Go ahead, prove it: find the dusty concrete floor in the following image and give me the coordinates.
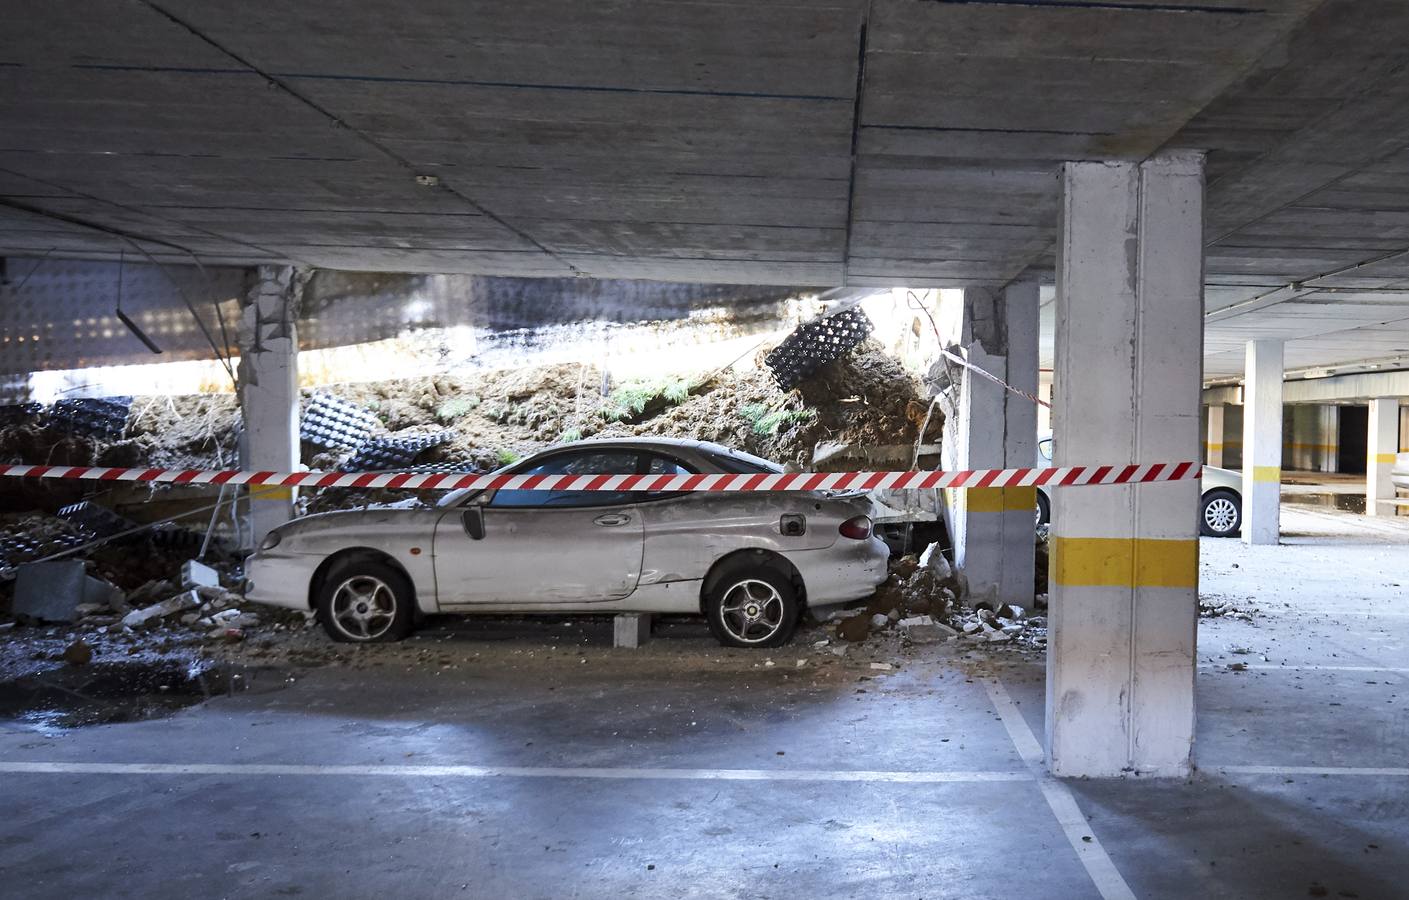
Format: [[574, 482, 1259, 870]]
[[1, 504, 1406, 899]]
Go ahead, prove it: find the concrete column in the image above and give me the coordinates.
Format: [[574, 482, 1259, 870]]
[[1242, 340, 1284, 545], [1206, 405, 1226, 468], [1318, 405, 1340, 473], [1367, 399, 1400, 516], [1047, 152, 1203, 777], [237, 266, 305, 547], [941, 281, 1039, 610]]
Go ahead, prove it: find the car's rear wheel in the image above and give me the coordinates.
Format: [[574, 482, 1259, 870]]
[[1200, 489, 1241, 538], [705, 564, 799, 649], [316, 558, 415, 643], [1035, 490, 1051, 527]]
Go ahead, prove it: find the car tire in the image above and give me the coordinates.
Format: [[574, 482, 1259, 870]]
[[316, 558, 415, 643], [1200, 489, 1241, 538], [1035, 490, 1051, 527], [704, 563, 799, 649]]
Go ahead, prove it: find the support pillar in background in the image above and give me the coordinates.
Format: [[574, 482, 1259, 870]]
[[1242, 340, 1283, 545], [1047, 153, 1204, 777], [1206, 405, 1226, 468], [238, 266, 306, 548], [1367, 398, 1400, 516], [941, 282, 1039, 609]]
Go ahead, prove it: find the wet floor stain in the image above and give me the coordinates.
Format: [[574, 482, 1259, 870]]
[[0, 660, 285, 733]]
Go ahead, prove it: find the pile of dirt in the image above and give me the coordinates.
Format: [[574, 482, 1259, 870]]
[[0, 394, 239, 473]]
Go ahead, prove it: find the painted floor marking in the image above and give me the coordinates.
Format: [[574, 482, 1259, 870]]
[[985, 678, 1138, 900], [1214, 765, 1409, 777], [0, 761, 1030, 784]]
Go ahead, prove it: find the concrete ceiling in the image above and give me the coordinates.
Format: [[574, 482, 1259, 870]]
[[4, 0, 1409, 380]]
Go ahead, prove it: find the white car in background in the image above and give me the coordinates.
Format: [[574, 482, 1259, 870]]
[[1035, 436, 1244, 538], [245, 438, 890, 648]]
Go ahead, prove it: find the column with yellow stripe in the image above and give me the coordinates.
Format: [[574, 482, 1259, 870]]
[[1048, 153, 1203, 778], [1242, 340, 1283, 545]]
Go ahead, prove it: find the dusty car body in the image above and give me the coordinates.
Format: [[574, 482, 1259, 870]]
[[1034, 435, 1245, 537], [245, 438, 890, 647]]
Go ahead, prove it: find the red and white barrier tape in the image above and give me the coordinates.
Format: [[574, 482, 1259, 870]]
[[0, 462, 1199, 492]]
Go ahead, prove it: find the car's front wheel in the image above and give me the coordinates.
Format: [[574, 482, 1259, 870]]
[[704, 564, 799, 649], [1200, 489, 1242, 538], [316, 558, 415, 643], [1035, 490, 1051, 527]]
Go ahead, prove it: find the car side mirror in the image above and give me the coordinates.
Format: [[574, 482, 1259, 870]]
[[462, 506, 485, 541]]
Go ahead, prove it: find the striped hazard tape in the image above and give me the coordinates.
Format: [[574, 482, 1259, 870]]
[[0, 462, 1200, 492]]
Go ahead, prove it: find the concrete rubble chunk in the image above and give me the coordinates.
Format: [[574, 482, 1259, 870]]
[[181, 559, 220, 589], [898, 615, 934, 628], [870, 613, 890, 630], [13, 561, 122, 624], [121, 590, 201, 629], [613, 612, 651, 649]]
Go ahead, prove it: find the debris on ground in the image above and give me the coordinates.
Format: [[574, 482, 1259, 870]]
[[1199, 595, 1259, 621]]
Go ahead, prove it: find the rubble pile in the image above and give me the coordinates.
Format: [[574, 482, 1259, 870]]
[[4, 554, 310, 665], [1199, 594, 1258, 621], [815, 546, 1048, 656]]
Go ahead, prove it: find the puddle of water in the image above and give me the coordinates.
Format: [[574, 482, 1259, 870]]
[[1287, 493, 1367, 513], [0, 660, 284, 733]]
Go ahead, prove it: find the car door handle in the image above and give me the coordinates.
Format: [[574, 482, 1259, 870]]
[[593, 513, 631, 527]]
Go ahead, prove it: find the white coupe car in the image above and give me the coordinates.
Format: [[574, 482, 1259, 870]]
[[1035, 435, 1244, 538], [245, 438, 889, 647]]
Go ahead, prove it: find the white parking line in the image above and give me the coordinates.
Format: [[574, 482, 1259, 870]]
[[1214, 765, 1409, 777], [984, 679, 1137, 900], [0, 761, 1031, 784], [1199, 663, 1409, 675]]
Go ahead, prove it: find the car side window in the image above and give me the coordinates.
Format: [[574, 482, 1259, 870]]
[[634, 453, 695, 502], [488, 449, 641, 509]]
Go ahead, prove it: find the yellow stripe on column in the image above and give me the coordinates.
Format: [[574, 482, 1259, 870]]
[[250, 486, 294, 502], [1205, 442, 1223, 451], [1252, 466, 1281, 483], [1372, 453, 1397, 465], [1052, 537, 1198, 588], [965, 486, 1037, 513]]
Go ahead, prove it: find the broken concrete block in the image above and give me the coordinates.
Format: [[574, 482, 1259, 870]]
[[905, 625, 950, 644], [121, 590, 200, 628], [869, 613, 890, 630], [918, 543, 953, 580], [181, 559, 220, 589], [13, 561, 121, 624], [73, 602, 106, 619], [613, 612, 651, 649], [898, 615, 935, 628]]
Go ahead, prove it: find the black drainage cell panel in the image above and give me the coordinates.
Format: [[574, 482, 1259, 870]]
[[300, 393, 382, 451], [341, 431, 457, 472], [764, 306, 873, 391], [46, 397, 133, 440]]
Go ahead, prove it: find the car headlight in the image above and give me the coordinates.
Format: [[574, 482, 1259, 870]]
[[259, 530, 282, 551]]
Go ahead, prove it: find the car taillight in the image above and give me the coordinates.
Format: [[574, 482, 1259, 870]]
[[838, 515, 872, 540]]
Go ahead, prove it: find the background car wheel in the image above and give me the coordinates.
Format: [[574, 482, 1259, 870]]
[[316, 558, 415, 643], [704, 564, 799, 649], [1035, 490, 1051, 527], [1200, 490, 1242, 538]]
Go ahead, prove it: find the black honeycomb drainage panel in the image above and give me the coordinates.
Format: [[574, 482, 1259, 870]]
[[0, 403, 43, 427], [340, 432, 457, 472], [46, 397, 133, 440], [300, 394, 382, 451], [763, 307, 873, 391]]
